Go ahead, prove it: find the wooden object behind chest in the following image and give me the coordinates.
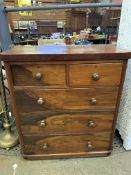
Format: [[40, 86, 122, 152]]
[[1, 45, 131, 160], [66, 10, 86, 33]]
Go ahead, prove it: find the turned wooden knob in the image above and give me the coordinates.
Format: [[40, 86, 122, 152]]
[[35, 72, 42, 80], [92, 73, 100, 81], [90, 98, 97, 105], [43, 143, 48, 149], [40, 120, 46, 127], [37, 98, 44, 105], [87, 141, 92, 149], [88, 120, 95, 128]]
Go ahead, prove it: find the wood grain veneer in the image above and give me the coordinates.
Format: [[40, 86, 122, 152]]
[[69, 63, 122, 87], [23, 133, 111, 155], [1, 45, 131, 61], [11, 64, 66, 87], [14, 88, 118, 113], [20, 111, 114, 135]]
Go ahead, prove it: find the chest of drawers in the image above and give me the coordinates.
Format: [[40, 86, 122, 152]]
[[1, 45, 131, 160]]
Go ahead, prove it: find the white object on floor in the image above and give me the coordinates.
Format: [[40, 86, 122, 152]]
[[12, 164, 18, 175], [117, 0, 131, 150]]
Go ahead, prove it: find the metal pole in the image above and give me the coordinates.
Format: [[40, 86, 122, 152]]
[[0, 1, 18, 150], [4, 3, 122, 13], [0, 63, 9, 123], [0, 1, 12, 51]]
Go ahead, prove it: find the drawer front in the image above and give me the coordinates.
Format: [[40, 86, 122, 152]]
[[23, 133, 111, 155], [11, 64, 66, 88], [15, 88, 118, 113], [69, 63, 123, 87], [20, 112, 114, 135]]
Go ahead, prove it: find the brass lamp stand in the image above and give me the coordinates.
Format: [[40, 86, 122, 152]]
[[0, 63, 18, 150]]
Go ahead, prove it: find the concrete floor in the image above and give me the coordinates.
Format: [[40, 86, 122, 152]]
[[0, 131, 130, 175], [0, 151, 131, 175]]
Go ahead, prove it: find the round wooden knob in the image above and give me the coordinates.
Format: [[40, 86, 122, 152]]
[[35, 72, 42, 80], [40, 120, 46, 127], [43, 143, 48, 149], [37, 98, 44, 105], [92, 73, 100, 81], [87, 141, 92, 149], [90, 98, 97, 105], [88, 120, 95, 128]]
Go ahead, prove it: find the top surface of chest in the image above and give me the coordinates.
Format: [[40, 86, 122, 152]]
[[1, 44, 131, 62]]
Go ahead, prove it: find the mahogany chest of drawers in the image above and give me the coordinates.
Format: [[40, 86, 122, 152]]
[[1, 45, 131, 160]]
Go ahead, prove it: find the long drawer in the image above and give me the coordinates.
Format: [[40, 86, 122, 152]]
[[20, 111, 114, 135], [11, 64, 66, 88], [15, 88, 119, 113], [23, 133, 111, 155], [69, 63, 122, 87]]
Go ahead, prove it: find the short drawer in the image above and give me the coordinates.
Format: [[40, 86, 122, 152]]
[[23, 133, 111, 155], [69, 63, 123, 87], [20, 111, 114, 135], [15, 88, 118, 113], [11, 64, 66, 88]]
